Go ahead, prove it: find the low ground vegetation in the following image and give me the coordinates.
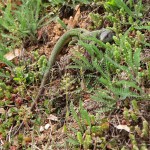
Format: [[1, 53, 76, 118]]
[[0, 0, 149, 149]]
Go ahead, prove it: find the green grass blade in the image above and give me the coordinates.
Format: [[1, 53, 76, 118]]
[[114, 0, 135, 18]]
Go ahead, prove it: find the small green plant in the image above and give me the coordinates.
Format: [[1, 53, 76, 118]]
[[129, 133, 148, 150], [48, 0, 91, 6], [0, 0, 53, 77], [0, 81, 13, 100], [129, 134, 139, 150], [13, 52, 47, 86], [0, 53, 14, 78], [141, 120, 149, 138], [121, 100, 149, 148], [105, 0, 143, 18], [0, 0, 53, 48], [71, 29, 149, 112], [103, 0, 145, 34], [123, 100, 140, 123], [18, 105, 32, 122], [67, 101, 110, 149], [37, 55, 48, 73], [89, 13, 103, 28], [13, 66, 36, 85]]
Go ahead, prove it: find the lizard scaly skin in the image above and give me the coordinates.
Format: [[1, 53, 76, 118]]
[[31, 28, 114, 110]]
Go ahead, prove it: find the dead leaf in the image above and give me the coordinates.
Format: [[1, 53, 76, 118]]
[[4, 49, 21, 61], [48, 114, 58, 121], [35, 134, 45, 142], [116, 125, 130, 132], [74, 5, 81, 23], [0, 134, 3, 140], [0, 108, 5, 114], [39, 126, 44, 132], [10, 145, 17, 150], [44, 123, 50, 130], [54, 25, 63, 36], [64, 5, 81, 29], [23, 136, 32, 143]]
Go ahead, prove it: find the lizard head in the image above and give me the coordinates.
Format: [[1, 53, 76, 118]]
[[100, 29, 115, 43]]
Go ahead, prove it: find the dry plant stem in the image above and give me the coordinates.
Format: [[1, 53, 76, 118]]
[[12, 122, 24, 136]]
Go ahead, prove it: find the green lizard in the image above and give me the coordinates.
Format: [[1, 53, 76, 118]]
[[31, 28, 114, 110]]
